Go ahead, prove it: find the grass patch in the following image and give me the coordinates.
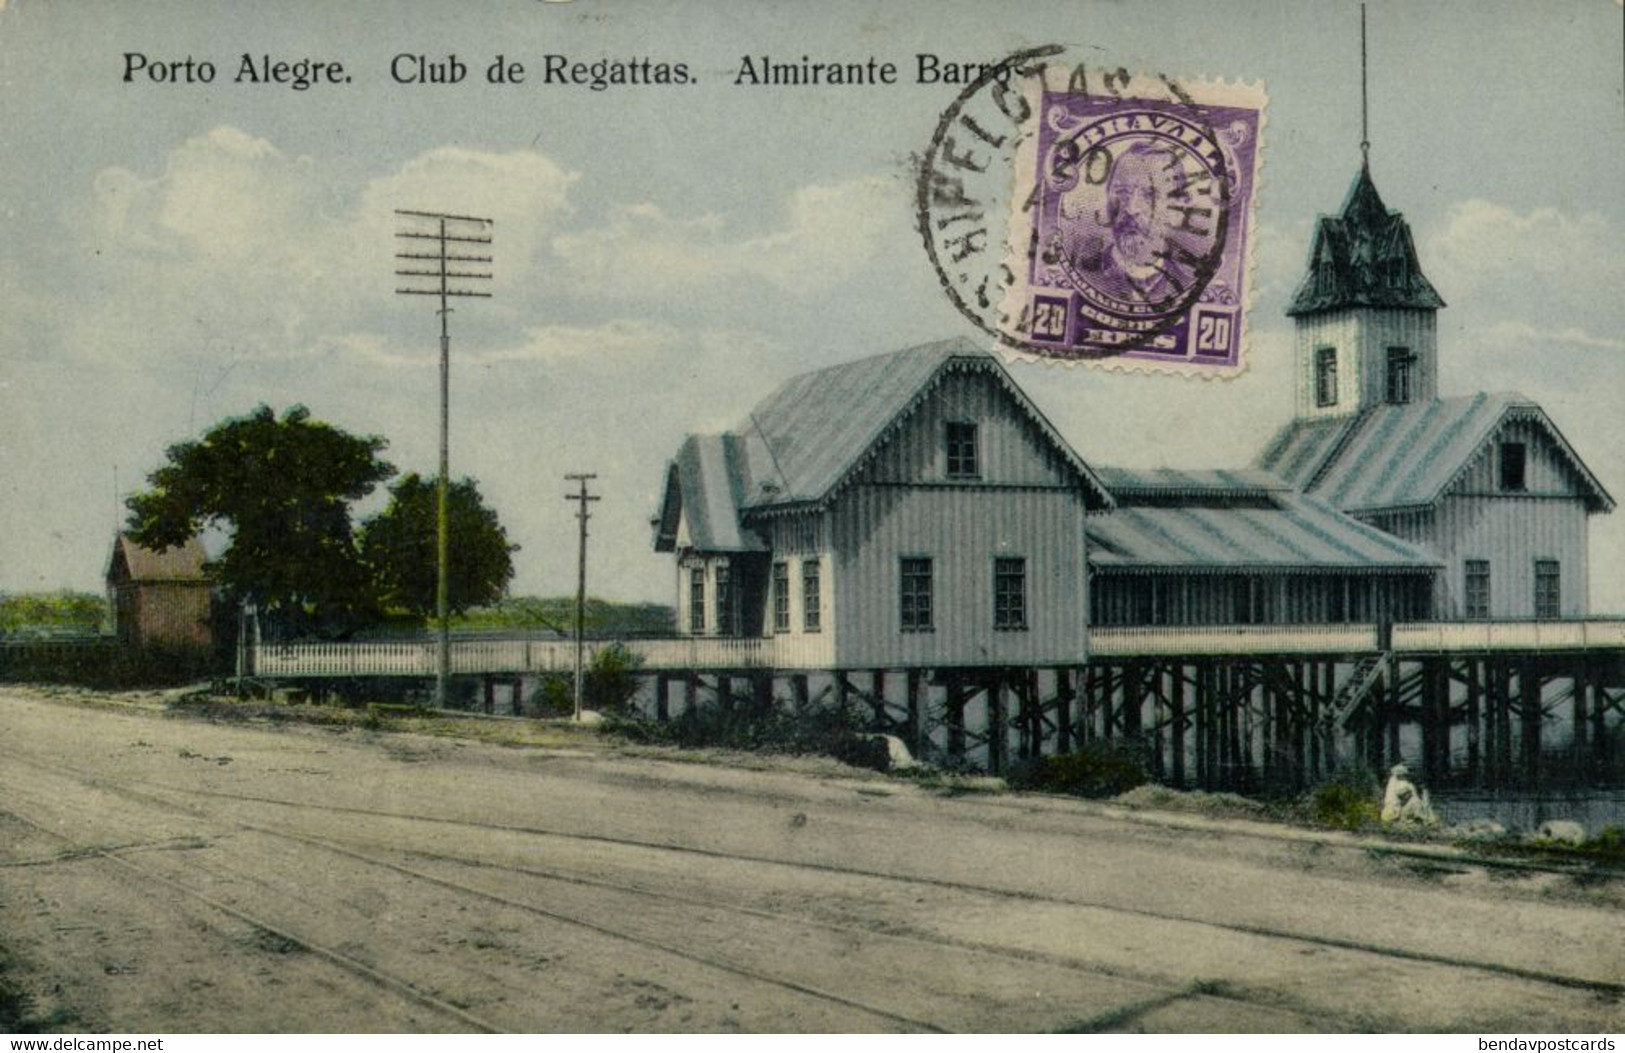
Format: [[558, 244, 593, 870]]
[[1007, 740, 1150, 799], [1302, 767, 1382, 831], [600, 703, 891, 771], [0, 943, 78, 1033]]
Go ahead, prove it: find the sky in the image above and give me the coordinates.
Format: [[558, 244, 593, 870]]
[[1, 0, 1621, 610]]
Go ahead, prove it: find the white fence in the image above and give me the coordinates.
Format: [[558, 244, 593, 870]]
[[1090, 624, 1381, 657], [249, 620, 1625, 679], [1391, 620, 1625, 654]]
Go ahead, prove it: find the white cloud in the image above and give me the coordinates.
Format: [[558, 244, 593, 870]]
[[552, 174, 911, 300], [1424, 199, 1622, 310], [62, 128, 581, 370]]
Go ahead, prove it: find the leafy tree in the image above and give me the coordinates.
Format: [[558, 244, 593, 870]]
[[125, 405, 394, 634], [358, 473, 518, 622]]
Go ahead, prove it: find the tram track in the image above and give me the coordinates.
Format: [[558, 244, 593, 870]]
[[0, 753, 955, 1032], [9, 743, 1621, 1006], [0, 760, 1328, 1032], [2, 699, 1620, 1032], [0, 799, 506, 1034], [104, 773, 1625, 999]]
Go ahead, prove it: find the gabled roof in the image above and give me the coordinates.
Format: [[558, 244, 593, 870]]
[[1255, 393, 1615, 514], [652, 338, 1113, 554], [650, 434, 766, 554], [736, 337, 1111, 513], [107, 533, 209, 584], [1087, 480, 1440, 574], [1287, 164, 1445, 317]]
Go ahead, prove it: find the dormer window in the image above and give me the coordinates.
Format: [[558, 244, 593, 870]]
[[1499, 442, 1527, 492], [1385, 346, 1414, 405], [945, 421, 979, 478], [1314, 347, 1338, 407]]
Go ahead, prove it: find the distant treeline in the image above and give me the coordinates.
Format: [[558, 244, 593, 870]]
[[0, 589, 671, 639], [0, 591, 108, 635], [453, 596, 675, 636]]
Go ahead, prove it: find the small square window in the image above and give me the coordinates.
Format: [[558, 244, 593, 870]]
[[772, 562, 790, 633], [994, 557, 1027, 631], [1534, 559, 1560, 620], [900, 557, 933, 631], [1500, 443, 1527, 492], [688, 568, 705, 634], [1314, 347, 1339, 408], [1385, 346, 1414, 405], [1464, 560, 1490, 620], [714, 564, 733, 636], [945, 422, 979, 478], [801, 560, 822, 633]]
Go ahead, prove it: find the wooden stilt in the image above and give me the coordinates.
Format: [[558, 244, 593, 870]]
[[1573, 661, 1589, 776], [1520, 663, 1542, 786], [1465, 658, 1481, 785], [1056, 668, 1075, 755], [1170, 664, 1186, 787], [946, 676, 966, 761], [988, 673, 1009, 776], [906, 670, 924, 757]]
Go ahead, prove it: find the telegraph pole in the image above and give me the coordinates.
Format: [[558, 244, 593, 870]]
[[565, 473, 599, 722], [394, 209, 493, 708]]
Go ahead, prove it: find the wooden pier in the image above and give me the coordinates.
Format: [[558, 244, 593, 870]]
[[248, 620, 1625, 792]]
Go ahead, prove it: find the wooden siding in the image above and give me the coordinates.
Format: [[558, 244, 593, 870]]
[[1359, 419, 1594, 618], [848, 369, 1076, 489], [828, 486, 1088, 668], [1427, 493, 1590, 618], [1295, 308, 1438, 419], [1449, 416, 1591, 498], [114, 582, 210, 648]]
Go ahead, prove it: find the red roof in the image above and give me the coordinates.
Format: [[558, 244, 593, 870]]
[[108, 534, 209, 584]]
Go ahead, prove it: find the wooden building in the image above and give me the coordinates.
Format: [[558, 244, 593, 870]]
[[1256, 164, 1614, 619], [652, 338, 1113, 669], [106, 533, 212, 649]]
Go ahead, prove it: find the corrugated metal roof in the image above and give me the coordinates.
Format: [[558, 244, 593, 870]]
[[1256, 394, 1614, 514], [1254, 415, 1354, 489], [1286, 165, 1445, 317], [1087, 488, 1440, 573], [1098, 466, 1292, 500], [110, 534, 208, 583], [669, 434, 765, 553], [736, 337, 1110, 512]]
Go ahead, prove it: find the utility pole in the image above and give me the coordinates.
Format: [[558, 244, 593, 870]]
[[394, 209, 493, 708], [565, 473, 600, 722]]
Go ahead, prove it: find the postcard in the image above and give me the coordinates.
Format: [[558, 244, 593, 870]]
[[1, 0, 1621, 1037]]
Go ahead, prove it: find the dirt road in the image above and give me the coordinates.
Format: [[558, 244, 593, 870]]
[[0, 688, 1619, 1033]]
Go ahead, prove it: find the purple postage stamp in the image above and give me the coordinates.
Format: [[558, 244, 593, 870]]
[[1001, 77, 1266, 374]]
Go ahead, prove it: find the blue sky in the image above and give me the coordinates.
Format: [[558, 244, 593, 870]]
[[1, 0, 1621, 609]]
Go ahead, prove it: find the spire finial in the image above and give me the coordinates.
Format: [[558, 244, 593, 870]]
[[1360, 3, 1370, 167]]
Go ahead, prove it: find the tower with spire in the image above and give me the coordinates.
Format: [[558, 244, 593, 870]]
[[1256, 10, 1612, 619], [1286, 163, 1445, 419]]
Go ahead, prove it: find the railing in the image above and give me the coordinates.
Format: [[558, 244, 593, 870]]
[[248, 619, 1625, 679], [1090, 623, 1381, 657], [252, 633, 801, 678], [1391, 620, 1625, 653]]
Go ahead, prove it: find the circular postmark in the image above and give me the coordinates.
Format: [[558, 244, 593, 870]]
[[916, 46, 1257, 364]]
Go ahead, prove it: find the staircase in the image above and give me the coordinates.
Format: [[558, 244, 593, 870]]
[[1322, 652, 1391, 729]]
